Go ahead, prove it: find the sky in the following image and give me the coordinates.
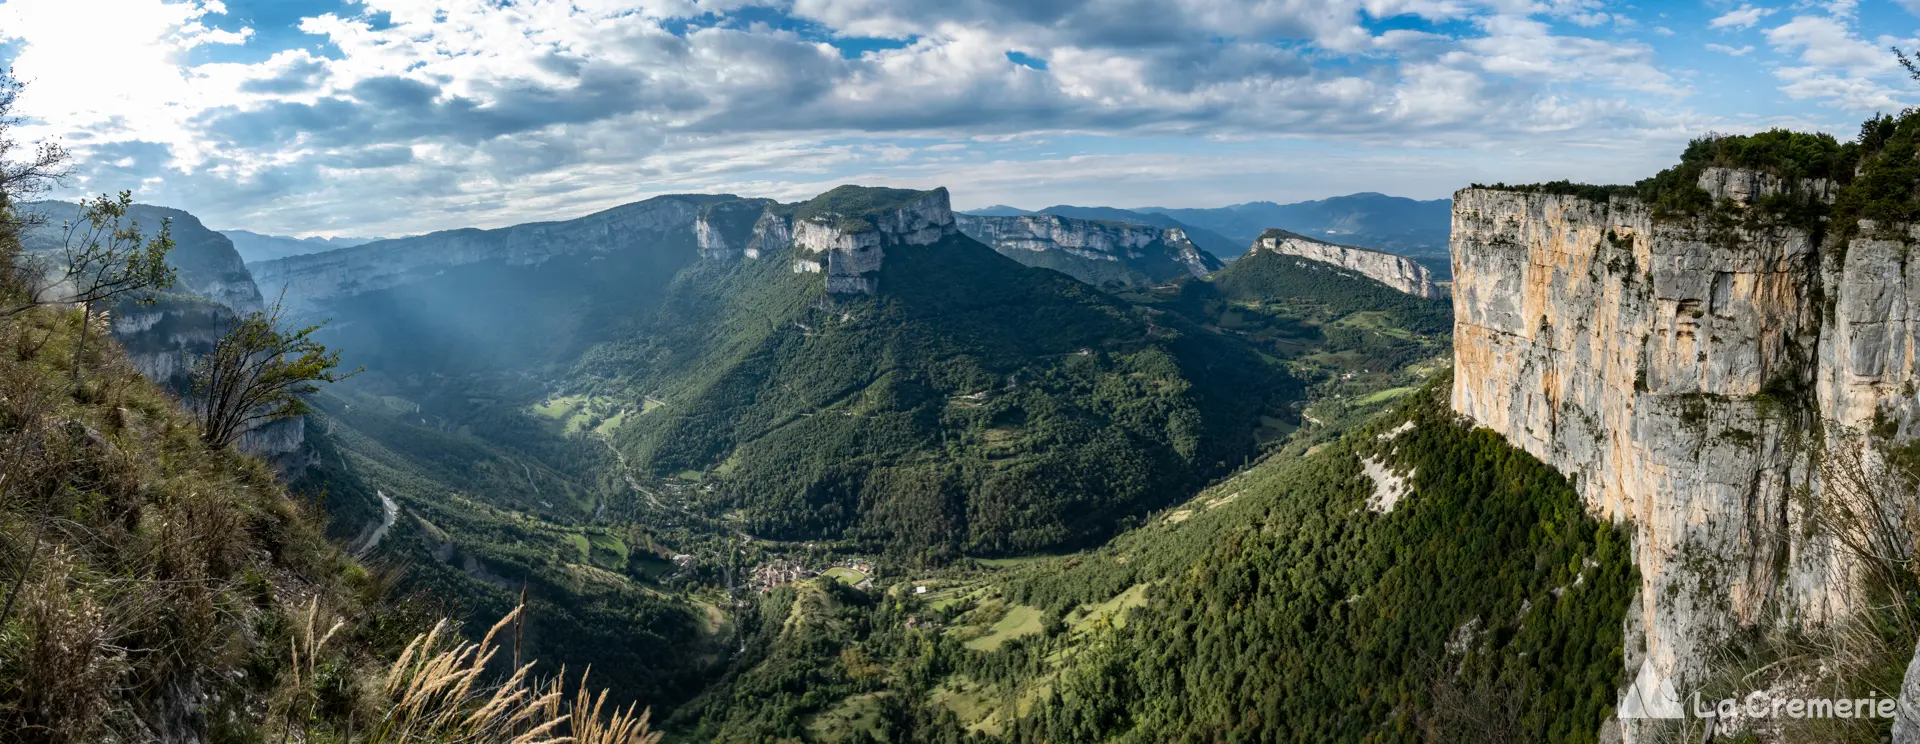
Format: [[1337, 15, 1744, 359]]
[[0, 0, 1914, 237]]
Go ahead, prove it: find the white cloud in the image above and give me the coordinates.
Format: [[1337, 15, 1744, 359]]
[[0, 0, 1778, 236], [1709, 5, 1773, 30], [1765, 15, 1885, 69], [1705, 43, 1754, 56]]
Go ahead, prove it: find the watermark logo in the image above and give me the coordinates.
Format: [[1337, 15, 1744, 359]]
[[1618, 660, 1899, 721], [1619, 660, 1684, 719]]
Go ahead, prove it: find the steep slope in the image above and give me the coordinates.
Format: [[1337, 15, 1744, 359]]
[[251, 194, 735, 377], [15, 201, 308, 468], [1247, 228, 1443, 298], [680, 382, 1636, 743], [1143, 192, 1453, 267], [1451, 120, 1919, 709], [0, 275, 385, 742], [580, 186, 1300, 557], [955, 212, 1220, 287]]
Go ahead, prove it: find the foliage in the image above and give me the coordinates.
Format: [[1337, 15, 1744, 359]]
[[1205, 249, 1452, 336], [1010, 384, 1635, 743], [790, 186, 937, 233], [0, 270, 404, 741], [1468, 180, 1634, 204], [1832, 109, 1920, 234], [682, 380, 1637, 743], [192, 297, 359, 448], [0, 66, 67, 251], [584, 234, 1299, 559], [5, 191, 177, 317]]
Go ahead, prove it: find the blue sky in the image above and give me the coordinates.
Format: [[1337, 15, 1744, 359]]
[[0, 0, 1913, 237]]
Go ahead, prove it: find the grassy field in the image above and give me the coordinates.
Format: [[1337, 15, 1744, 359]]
[[562, 532, 591, 561], [963, 604, 1046, 652], [1355, 386, 1418, 405], [823, 567, 868, 585], [806, 692, 893, 742], [1067, 583, 1150, 633]]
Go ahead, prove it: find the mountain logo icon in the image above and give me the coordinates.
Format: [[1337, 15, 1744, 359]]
[[1619, 659, 1685, 720]]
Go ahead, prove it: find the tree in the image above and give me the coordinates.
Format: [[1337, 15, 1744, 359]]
[[0, 66, 68, 252], [190, 298, 358, 449], [1899, 46, 1920, 83], [5, 192, 177, 385]]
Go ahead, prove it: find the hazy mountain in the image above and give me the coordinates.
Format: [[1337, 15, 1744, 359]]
[[1140, 192, 1452, 269], [964, 204, 1034, 216], [223, 229, 384, 263], [956, 212, 1221, 288], [963, 204, 1240, 258]]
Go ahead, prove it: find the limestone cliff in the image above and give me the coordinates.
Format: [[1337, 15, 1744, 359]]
[[1249, 229, 1442, 299], [773, 186, 959, 295], [1449, 169, 1917, 693], [697, 198, 775, 261], [955, 213, 1221, 287]]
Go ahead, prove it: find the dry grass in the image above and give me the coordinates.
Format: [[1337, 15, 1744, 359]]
[[365, 605, 662, 744], [0, 298, 380, 741]]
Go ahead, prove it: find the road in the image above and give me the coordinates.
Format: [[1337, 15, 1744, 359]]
[[352, 491, 398, 558]]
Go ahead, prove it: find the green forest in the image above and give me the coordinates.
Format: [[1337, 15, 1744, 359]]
[[674, 381, 1636, 742]]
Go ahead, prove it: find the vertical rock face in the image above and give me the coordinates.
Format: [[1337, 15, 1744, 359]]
[[747, 208, 793, 260], [697, 199, 774, 261], [954, 213, 1221, 286], [1249, 229, 1442, 298], [1449, 173, 1917, 693], [777, 187, 959, 295]]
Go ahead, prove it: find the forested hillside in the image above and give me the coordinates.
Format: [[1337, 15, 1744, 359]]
[[676, 380, 1635, 742], [578, 214, 1300, 558]]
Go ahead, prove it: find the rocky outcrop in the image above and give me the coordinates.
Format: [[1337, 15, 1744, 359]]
[[697, 198, 774, 261], [20, 201, 318, 474], [955, 213, 1221, 286], [772, 187, 959, 295], [1249, 229, 1442, 299], [1449, 172, 1916, 702], [251, 195, 719, 313]]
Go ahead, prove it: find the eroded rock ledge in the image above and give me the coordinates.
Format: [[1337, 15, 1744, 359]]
[[1250, 229, 1442, 298]]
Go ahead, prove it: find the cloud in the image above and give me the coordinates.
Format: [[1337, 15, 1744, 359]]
[[1759, 12, 1912, 112], [1705, 43, 1753, 56], [1708, 5, 1773, 31], [0, 0, 1776, 236], [1765, 15, 1885, 69]]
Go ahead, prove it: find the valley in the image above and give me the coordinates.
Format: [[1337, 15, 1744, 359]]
[[3, 56, 1915, 742], [223, 180, 1463, 729]]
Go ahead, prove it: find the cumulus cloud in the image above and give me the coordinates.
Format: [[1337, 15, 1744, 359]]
[[1709, 5, 1773, 31], [0, 0, 1768, 236]]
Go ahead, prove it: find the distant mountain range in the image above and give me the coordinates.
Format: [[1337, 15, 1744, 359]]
[[963, 192, 1453, 275], [222, 229, 384, 263]]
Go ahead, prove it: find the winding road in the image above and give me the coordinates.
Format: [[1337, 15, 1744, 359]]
[[352, 491, 398, 558]]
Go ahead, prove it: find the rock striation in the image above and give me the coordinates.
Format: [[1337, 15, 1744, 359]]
[[1249, 229, 1442, 298], [697, 198, 775, 261], [955, 213, 1221, 287], [764, 186, 959, 295], [1449, 170, 1917, 700]]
